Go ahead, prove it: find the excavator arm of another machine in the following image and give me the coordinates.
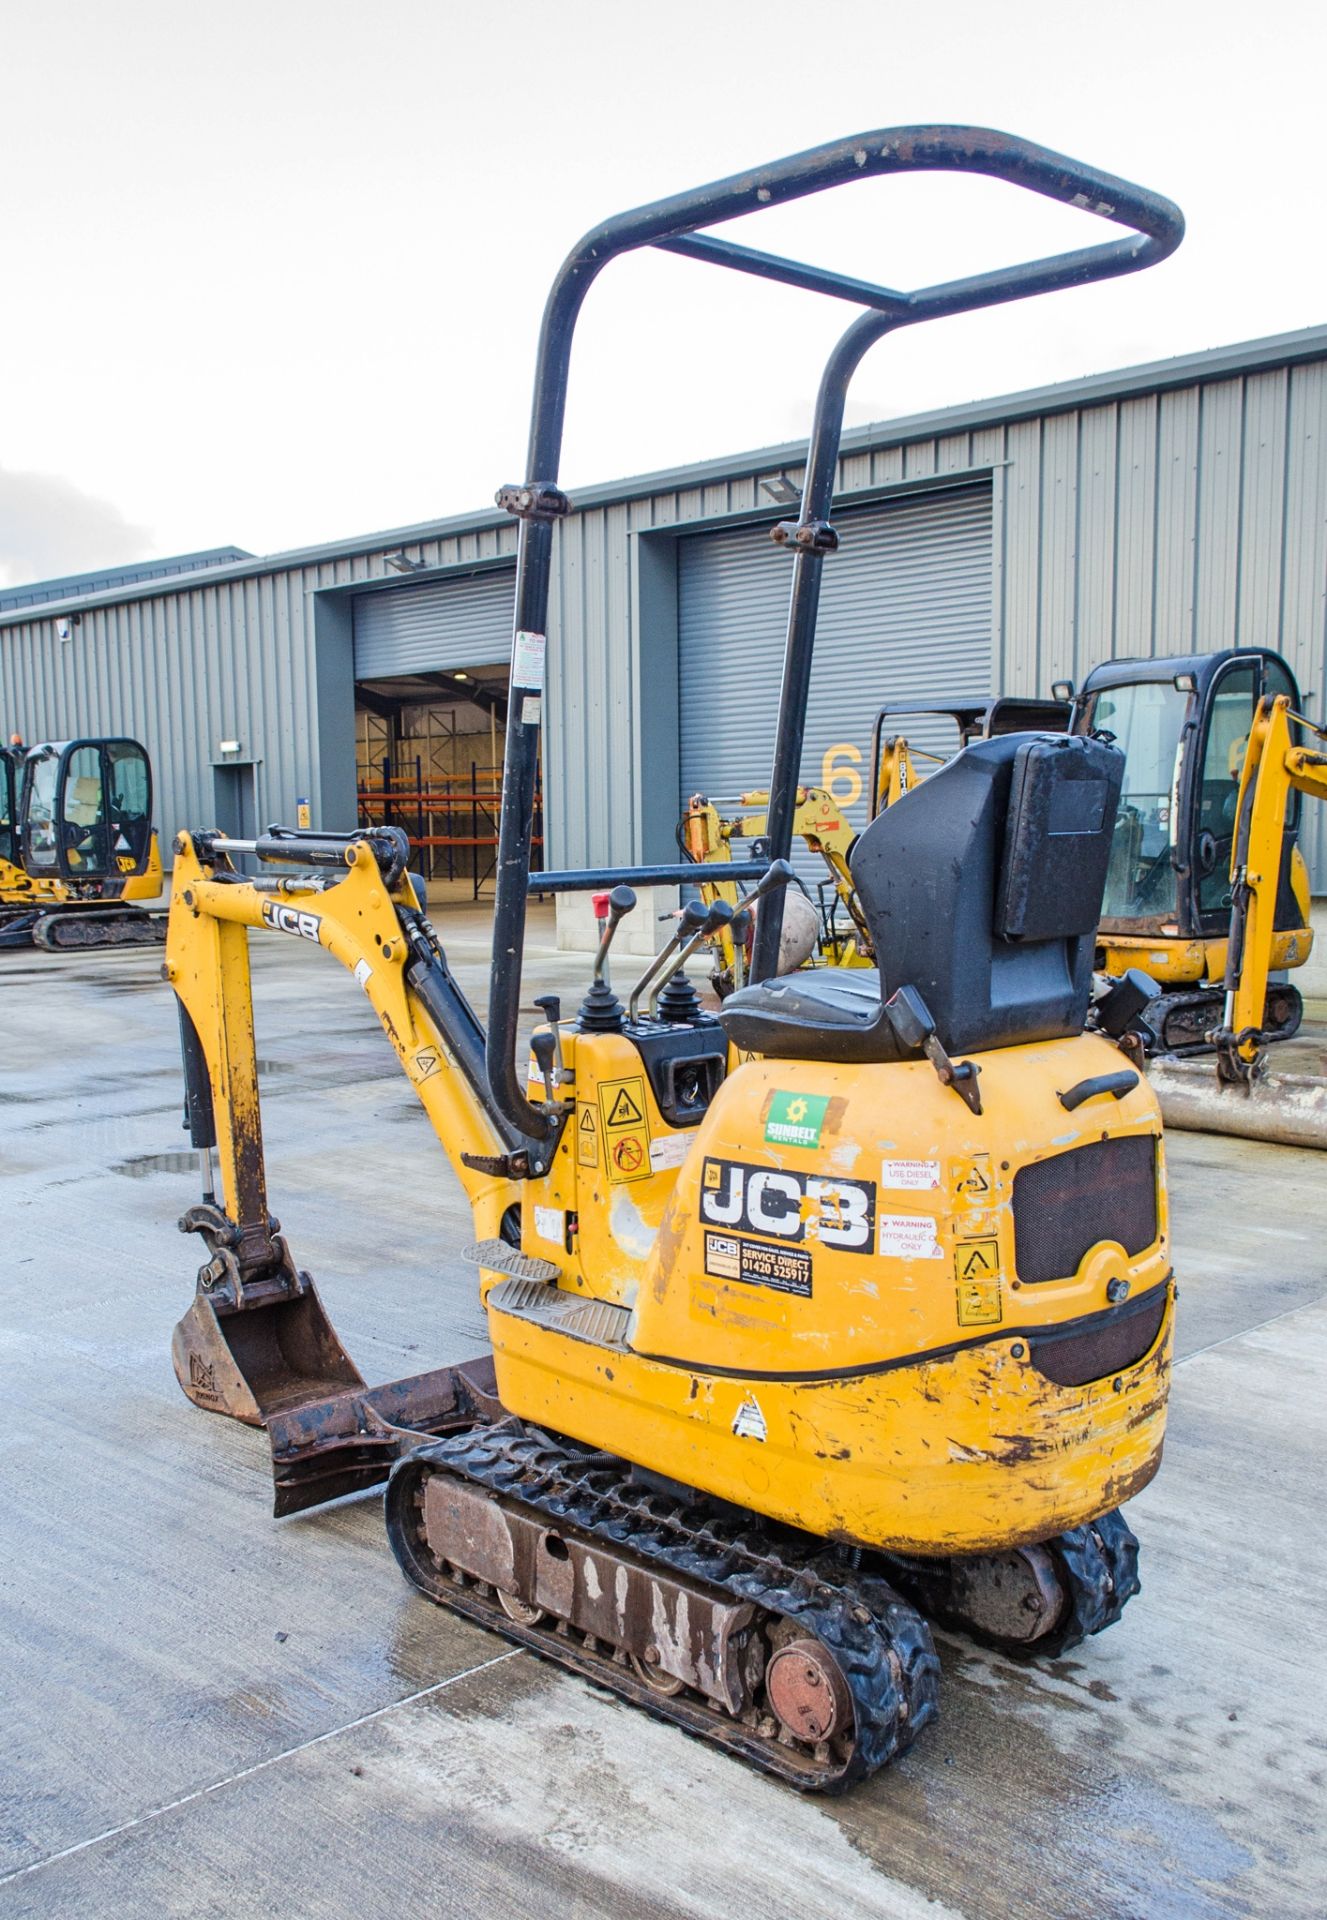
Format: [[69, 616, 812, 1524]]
[[1216, 696, 1327, 1082]]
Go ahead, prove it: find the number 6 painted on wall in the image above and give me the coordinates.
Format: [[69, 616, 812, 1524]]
[[821, 742, 863, 809]]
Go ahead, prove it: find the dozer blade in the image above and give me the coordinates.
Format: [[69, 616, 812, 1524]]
[[172, 1278, 367, 1429], [265, 1354, 501, 1517], [1148, 1056, 1327, 1150]]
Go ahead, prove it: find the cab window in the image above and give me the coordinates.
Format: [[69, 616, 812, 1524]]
[[1089, 679, 1189, 923]]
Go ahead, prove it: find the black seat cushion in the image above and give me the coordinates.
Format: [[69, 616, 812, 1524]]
[[720, 967, 906, 1063], [719, 731, 1123, 1062]]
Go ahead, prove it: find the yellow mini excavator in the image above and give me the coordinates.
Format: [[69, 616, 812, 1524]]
[[164, 129, 1183, 1791], [679, 785, 872, 988], [0, 736, 165, 950]]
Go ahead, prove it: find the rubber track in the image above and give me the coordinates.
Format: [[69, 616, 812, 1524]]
[[32, 909, 166, 951], [879, 1505, 1142, 1661], [386, 1420, 940, 1793]]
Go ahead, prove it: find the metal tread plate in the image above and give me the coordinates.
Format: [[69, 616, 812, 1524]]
[[486, 1276, 632, 1351], [464, 1239, 562, 1282]]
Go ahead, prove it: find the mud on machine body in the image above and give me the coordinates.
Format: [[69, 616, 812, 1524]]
[[165, 127, 1183, 1790]]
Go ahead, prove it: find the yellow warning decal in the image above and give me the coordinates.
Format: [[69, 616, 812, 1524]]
[[954, 1236, 1000, 1281], [577, 1104, 599, 1169], [598, 1075, 651, 1185], [956, 1278, 1002, 1326], [952, 1153, 993, 1201]]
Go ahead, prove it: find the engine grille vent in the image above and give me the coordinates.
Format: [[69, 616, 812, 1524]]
[[1012, 1135, 1157, 1285], [1030, 1286, 1168, 1387]]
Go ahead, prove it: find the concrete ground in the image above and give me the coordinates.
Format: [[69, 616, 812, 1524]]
[[1, 906, 1324, 1920]]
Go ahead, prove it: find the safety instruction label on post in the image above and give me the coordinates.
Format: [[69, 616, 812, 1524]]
[[577, 1104, 599, 1169], [511, 629, 546, 690], [598, 1075, 651, 1185]]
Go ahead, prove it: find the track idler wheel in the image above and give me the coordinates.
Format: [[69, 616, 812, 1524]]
[[766, 1639, 853, 1745], [879, 1507, 1141, 1661]]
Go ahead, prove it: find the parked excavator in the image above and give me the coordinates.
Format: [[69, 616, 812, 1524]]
[[164, 128, 1182, 1790], [679, 786, 872, 990], [1071, 650, 1327, 1147], [0, 736, 165, 949]]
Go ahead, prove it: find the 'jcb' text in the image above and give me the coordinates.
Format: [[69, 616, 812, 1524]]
[[699, 1157, 875, 1254], [260, 901, 322, 942]]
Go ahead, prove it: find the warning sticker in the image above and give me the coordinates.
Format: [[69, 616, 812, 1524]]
[[534, 1205, 564, 1246], [649, 1132, 690, 1173], [511, 629, 546, 690], [881, 1157, 941, 1191], [952, 1153, 993, 1202], [412, 1046, 442, 1083], [353, 959, 373, 989], [577, 1104, 598, 1169], [732, 1394, 768, 1442], [611, 1135, 646, 1178], [956, 1278, 1002, 1326], [605, 1085, 645, 1127], [764, 1090, 829, 1150], [954, 1236, 1001, 1282], [704, 1230, 813, 1297], [878, 1213, 944, 1261], [599, 1075, 651, 1185]]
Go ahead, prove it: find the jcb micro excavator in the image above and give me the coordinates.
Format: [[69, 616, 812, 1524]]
[[164, 129, 1183, 1790], [0, 736, 165, 949]]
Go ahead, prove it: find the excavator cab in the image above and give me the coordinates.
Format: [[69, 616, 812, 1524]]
[[1071, 650, 1310, 1051], [0, 737, 164, 950]]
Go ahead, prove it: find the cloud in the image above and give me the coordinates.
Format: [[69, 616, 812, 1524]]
[[0, 466, 153, 590]]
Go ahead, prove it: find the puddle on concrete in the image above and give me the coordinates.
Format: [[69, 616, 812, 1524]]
[[111, 1151, 200, 1179]]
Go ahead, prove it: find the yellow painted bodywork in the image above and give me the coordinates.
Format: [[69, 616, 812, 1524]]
[[170, 830, 1172, 1555], [491, 1028, 1171, 1553]]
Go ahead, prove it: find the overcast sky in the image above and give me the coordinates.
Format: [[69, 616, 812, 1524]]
[[1, 0, 1324, 586]]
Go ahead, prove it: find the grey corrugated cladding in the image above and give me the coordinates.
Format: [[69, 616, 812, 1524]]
[[2, 325, 1325, 879], [0, 547, 252, 613]]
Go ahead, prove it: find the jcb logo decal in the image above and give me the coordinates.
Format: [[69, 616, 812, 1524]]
[[699, 1157, 875, 1254], [261, 901, 322, 941]]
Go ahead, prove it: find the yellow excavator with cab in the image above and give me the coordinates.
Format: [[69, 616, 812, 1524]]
[[0, 736, 165, 950], [164, 128, 1183, 1791]]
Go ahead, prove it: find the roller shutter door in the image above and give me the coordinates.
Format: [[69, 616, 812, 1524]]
[[678, 485, 993, 884], [353, 567, 515, 678]]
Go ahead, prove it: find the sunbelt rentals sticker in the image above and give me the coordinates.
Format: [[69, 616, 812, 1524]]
[[764, 1090, 829, 1150]]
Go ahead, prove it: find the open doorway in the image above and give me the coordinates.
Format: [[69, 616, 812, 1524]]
[[354, 665, 540, 904]]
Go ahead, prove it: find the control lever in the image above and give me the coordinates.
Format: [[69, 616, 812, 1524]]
[[649, 900, 734, 1018], [593, 885, 637, 985], [884, 984, 983, 1116], [627, 900, 709, 1025], [737, 858, 796, 910], [530, 1029, 561, 1106], [533, 994, 566, 1085]]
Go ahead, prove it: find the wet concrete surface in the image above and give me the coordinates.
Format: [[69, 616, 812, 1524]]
[[1, 910, 1324, 1918]]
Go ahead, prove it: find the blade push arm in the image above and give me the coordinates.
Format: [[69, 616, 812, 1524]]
[[1219, 695, 1327, 1079]]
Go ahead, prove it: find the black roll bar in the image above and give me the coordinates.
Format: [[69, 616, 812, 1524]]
[[489, 126, 1183, 1138]]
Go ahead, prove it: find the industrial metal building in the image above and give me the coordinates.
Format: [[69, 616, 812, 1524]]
[[3, 323, 1326, 945]]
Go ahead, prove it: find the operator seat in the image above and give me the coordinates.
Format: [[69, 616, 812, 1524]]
[[718, 732, 1124, 1062]]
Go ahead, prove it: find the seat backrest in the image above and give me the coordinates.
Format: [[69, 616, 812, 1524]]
[[848, 732, 1124, 1053]]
